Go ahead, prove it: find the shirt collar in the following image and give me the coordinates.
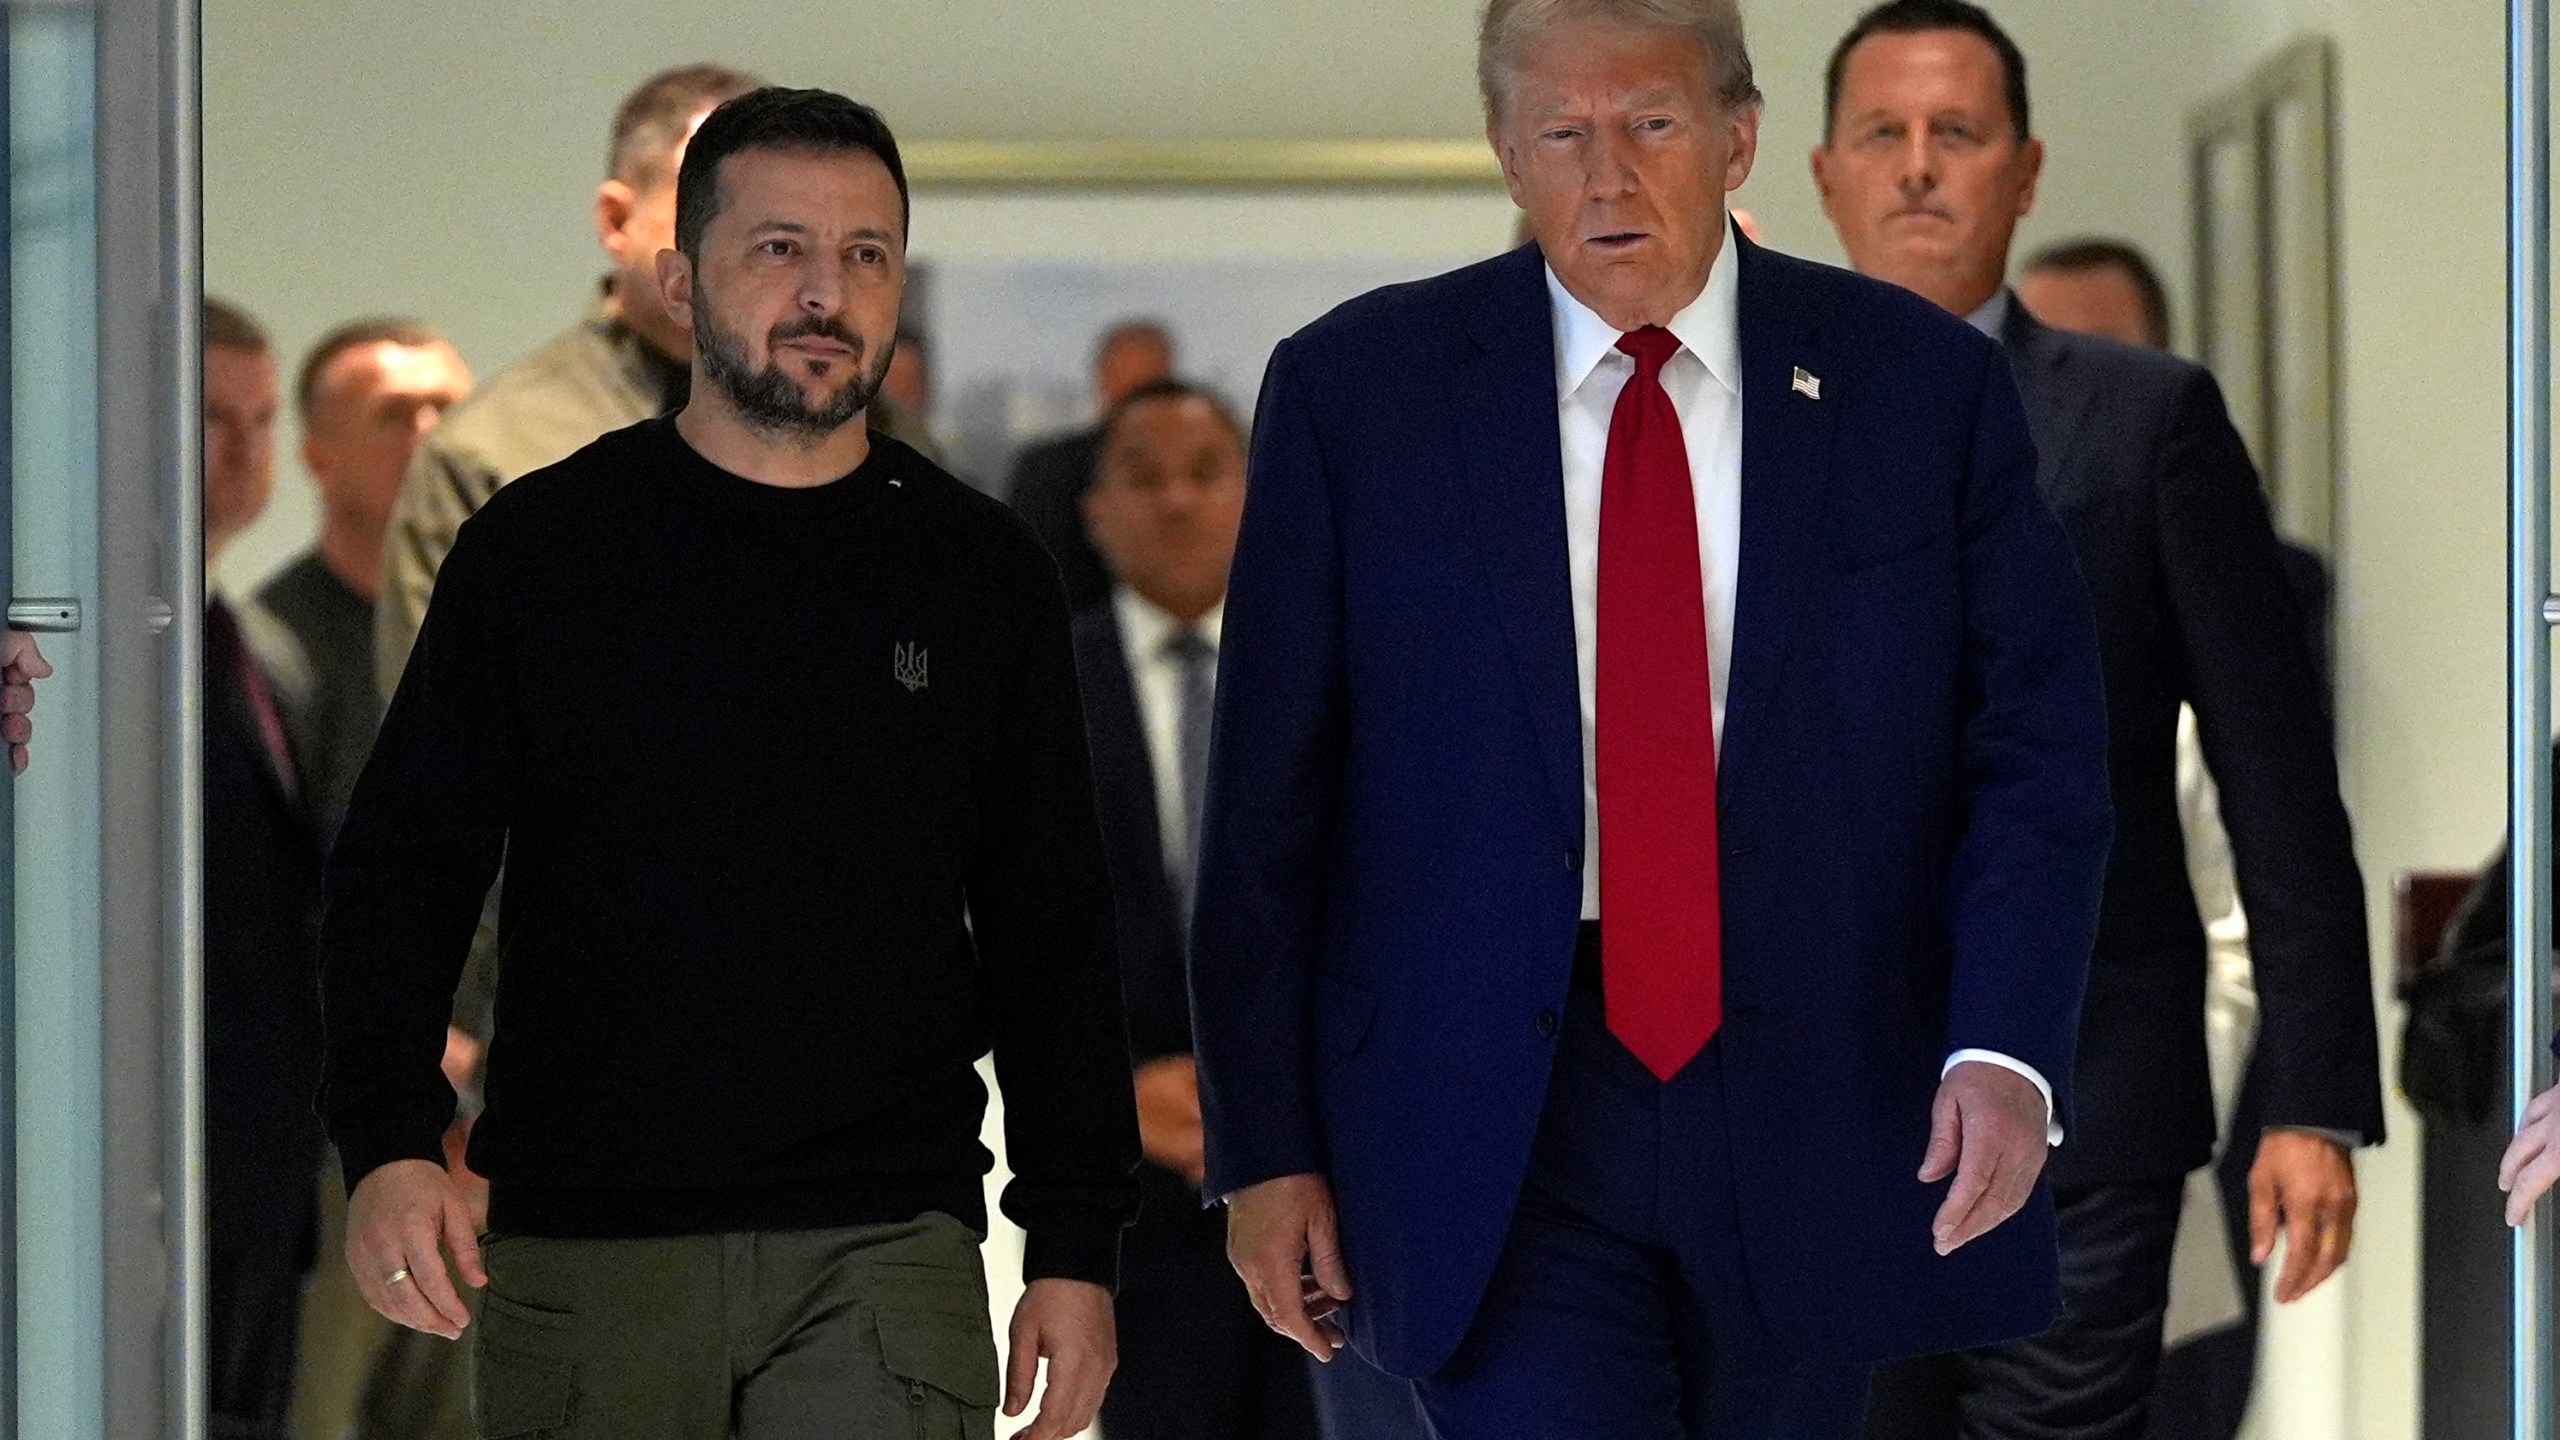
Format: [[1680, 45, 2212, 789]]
[[1965, 287, 2013, 338], [1546, 219, 1743, 402], [1114, 586, 1224, 656]]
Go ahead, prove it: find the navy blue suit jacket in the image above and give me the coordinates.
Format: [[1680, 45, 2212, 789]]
[[1189, 238, 2113, 1378]]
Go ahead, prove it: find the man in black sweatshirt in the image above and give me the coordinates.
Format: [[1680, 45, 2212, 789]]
[[320, 87, 1140, 1440]]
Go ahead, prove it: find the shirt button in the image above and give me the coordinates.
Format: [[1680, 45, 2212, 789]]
[[1535, 1010, 1560, 1040]]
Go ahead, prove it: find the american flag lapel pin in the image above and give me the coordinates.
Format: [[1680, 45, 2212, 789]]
[[1791, 366, 1822, 401]]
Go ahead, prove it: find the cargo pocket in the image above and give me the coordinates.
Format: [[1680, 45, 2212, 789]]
[[874, 1307, 1000, 1440], [473, 1345, 574, 1438]]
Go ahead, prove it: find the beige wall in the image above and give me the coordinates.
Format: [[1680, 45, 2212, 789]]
[[2207, 4, 2508, 1440], [205, 6, 2523, 1439]]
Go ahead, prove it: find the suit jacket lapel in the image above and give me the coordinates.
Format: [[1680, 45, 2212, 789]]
[[1999, 300, 2095, 499], [210, 603, 303, 814], [1451, 245, 1584, 843], [1077, 612, 1173, 900], [1720, 237, 1834, 800]]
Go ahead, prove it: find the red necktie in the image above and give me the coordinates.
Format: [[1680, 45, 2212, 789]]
[[1598, 326, 1723, 1081]]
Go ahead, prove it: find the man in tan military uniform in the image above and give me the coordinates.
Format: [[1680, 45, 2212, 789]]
[[376, 63, 938, 696], [377, 63, 756, 694]]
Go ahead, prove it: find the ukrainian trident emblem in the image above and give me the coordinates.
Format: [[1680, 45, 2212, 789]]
[[894, 642, 929, 693]]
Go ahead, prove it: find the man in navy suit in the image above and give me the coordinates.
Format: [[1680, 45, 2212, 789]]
[[1187, 1, 2113, 1435]]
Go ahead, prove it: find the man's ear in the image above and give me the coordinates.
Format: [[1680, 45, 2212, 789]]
[[1809, 143, 1838, 218], [595, 179, 637, 254], [2014, 136, 2047, 218], [1721, 101, 1762, 193], [1488, 121, 1531, 210], [655, 248, 694, 332]]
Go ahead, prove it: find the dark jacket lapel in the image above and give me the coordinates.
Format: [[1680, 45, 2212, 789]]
[[1719, 236, 1835, 799], [1998, 298, 2096, 499], [1070, 607, 1173, 908], [1450, 244, 1584, 843]]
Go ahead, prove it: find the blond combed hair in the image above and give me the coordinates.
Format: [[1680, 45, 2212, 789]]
[[1478, 0, 1763, 121]]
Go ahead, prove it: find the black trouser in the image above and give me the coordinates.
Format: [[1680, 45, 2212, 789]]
[[2142, 1071, 2266, 1440], [209, 1258, 309, 1440], [1863, 1178, 2185, 1440], [1104, 1165, 1321, 1440], [209, 1184, 317, 1440]]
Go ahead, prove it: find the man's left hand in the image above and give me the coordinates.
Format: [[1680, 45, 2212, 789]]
[[1920, 1060, 2049, 1256], [1003, 1277, 1116, 1440], [2250, 1129, 2357, 1303]]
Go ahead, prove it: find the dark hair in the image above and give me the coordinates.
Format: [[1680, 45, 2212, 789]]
[[2024, 238, 2171, 348], [608, 63, 763, 186], [1825, 0, 2030, 143], [295, 317, 451, 422], [203, 296, 268, 354], [674, 87, 909, 262], [1095, 320, 1173, 369], [1100, 378, 1246, 453]]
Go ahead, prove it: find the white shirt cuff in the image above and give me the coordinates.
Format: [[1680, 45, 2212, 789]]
[[1944, 1049, 2064, 1147]]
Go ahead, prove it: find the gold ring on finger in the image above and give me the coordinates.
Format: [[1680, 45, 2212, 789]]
[[385, 1267, 413, 1286]]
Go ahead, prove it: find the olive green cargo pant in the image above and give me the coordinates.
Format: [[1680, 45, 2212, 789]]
[[473, 1211, 999, 1440]]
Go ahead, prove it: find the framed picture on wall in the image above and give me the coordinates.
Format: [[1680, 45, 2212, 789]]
[[2189, 38, 2339, 560], [898, 140, 1519, 491]]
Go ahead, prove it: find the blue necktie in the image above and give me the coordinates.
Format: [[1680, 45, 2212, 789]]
[[1166, 628, 1216, 923]]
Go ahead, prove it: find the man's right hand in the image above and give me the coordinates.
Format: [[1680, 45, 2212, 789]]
[[2504, 1080, 2560, 1226], [1226, 1172, 1352, 1362], [346, 1158, 486, 1339]]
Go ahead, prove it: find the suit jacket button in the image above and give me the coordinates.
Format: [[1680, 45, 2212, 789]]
[[1535, 1010, 1559, 1039], [1565, 849, 1581, 875]]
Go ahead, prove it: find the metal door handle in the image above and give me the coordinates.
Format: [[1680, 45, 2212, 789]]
[[6, 598, 80, 633]]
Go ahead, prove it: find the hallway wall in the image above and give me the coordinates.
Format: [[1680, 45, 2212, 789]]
[[2186, 4, 2509, 1440]]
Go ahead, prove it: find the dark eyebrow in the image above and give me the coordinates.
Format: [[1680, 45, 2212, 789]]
[[744, 220, 896, 245]]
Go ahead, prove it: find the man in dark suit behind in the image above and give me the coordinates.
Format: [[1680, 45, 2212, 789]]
[[1069, 377, 1322, 1440], [1006, 321, 1175, 611], [203, 298, 330, 1440], [2022, 234, 2339, 1440], [1190, 1, 2115, 1434], [1812, 6, 2384, 1438]]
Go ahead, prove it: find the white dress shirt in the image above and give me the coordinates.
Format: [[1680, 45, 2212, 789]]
[[1112, 587, 1223, 879], [1548, 238, 2058, 1142], [1965, 287, 2012, 338]]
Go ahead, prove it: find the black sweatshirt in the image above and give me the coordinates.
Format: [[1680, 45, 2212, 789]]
[[319, 417, 1141, 1287]]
